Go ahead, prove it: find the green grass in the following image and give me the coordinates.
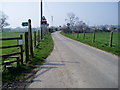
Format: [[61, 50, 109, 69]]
[[0, 32, 38, 63], [0, 32, 37, 55], [2, 64, 33, 83], [30, 33, 54, 64], [2, 32, 54, 83], [0, 32, 25, 55], [61, 32, 120, 56]]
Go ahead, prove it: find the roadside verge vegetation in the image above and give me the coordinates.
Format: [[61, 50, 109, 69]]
[[2, 33, 54, 83], [61, 32, 119, 56]]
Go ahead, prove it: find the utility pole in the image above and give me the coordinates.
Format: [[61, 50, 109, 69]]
[[51, 16, 53, 31], [52, 16, 53, 26], [41, 0, 43, 39]]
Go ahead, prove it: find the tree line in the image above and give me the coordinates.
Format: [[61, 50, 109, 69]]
[[62, 13, 118, 33]]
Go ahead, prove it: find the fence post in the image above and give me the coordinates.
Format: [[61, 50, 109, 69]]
[[34, 31, 36, 47], [83, 31, 85, 39], [46, 28, 48, 34], [38, 30, 40, 43], [41, 28, 43, 39], [77, 33, 79, 38], [109, 31, 113, 47], [20, 35, 23, 64], [92, 30, 96, 43], [25, 32, 29, 63], [16, 57, 20, 67], [72, 32, 74, 37], [28, 19, 34, 57], [43, 28, 45, 37]]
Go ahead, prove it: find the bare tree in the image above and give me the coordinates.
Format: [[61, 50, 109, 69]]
[[65, 12, 88, 33], [75, 21, 87, 32], [65, 13, 79, 31], [0, 11, 10, 32]]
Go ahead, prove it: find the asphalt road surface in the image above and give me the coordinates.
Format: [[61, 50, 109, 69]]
[[28, 31, 118, 88]]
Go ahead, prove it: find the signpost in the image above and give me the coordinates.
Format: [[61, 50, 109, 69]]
[[21, 19, 33, 58], [28, 19, 33, 57], [22, 22, 28, 26], [41, 16, 49, 38], [41, 16, 47, 24], [67, 23, 70, 26], [18, 40, 23, 45]]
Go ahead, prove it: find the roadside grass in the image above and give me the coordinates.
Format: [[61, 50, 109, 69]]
[[30, 33, 54, 64], [2, 33, 54, 83], [2, 64, 33, 83], [61, 32, 120, 56]]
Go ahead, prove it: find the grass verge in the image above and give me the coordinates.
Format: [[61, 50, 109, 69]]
[[60, 32, 120, 56], [2, 33, 54, 83]]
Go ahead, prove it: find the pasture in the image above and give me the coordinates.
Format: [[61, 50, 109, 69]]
[[0, 32, 25, 55], [61, 32, 120, 56]]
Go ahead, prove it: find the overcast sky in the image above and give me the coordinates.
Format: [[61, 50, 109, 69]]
[[0, 0, 118, 28]]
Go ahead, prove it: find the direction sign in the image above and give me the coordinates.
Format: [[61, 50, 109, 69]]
[[22, 22, 28, 26], [41, 16, 47, 24], [67, 23, 70, 26], [42, 16, 46, 20]]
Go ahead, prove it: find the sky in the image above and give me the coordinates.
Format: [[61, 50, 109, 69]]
[[0, 0, 118, 28]]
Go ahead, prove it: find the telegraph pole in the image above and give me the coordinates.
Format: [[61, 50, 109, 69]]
[[41, 0, 43, 39], [51, 16, 53, 26], [51, 16, 53, 31]]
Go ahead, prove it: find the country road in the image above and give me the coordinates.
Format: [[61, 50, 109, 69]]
[[28, 31, 118, 88]]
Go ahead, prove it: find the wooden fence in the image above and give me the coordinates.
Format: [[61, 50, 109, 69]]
[[0, 35, 24, 68], [0, 19, 49, 70], [0, 29, 44, 69], [24, 30, 41, 63], [75, 30, 114, 47]]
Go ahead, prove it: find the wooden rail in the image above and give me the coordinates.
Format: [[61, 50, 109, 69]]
[[0, 52, 21, 58], [0, 45, 21, 49], [0, 37, 22, 40], [0, 35, 23, 68]]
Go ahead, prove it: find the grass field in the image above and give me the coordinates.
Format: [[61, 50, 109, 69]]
[[0, 32, 27, 64], [0, 32, 25, 55], [0, 32, 38, 62], [61, 32, 120, 56]]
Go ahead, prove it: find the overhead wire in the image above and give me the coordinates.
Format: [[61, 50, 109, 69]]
[[44, 1, 53, 26], [44, 1, 52, 16]]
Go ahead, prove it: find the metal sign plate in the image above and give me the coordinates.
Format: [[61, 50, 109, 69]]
[[22, 22, 28, 26], [18, 40, 22, 45]]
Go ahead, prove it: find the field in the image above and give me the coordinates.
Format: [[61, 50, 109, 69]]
[[0, 32, 39, 62], [61, 32, 120, 56], [0, 32, 25, 55]]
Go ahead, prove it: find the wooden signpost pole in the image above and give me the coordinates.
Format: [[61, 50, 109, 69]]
[[28, 19, 34, 57]]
